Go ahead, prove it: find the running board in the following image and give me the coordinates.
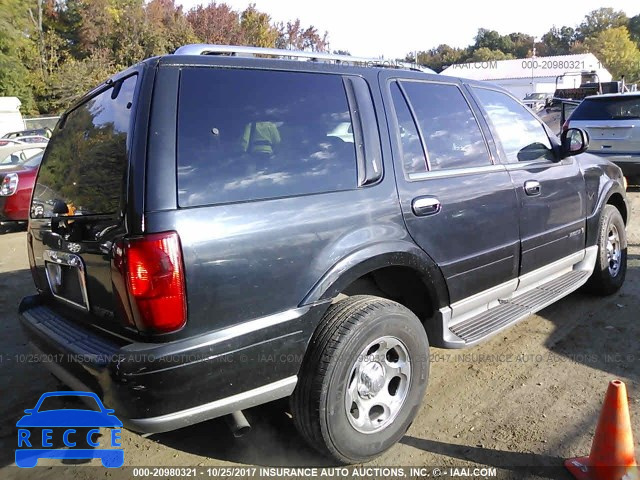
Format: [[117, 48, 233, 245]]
[[445, 270, 590, 346]]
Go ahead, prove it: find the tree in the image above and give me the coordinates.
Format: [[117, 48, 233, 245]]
[[145, 0, 196, 54], [576, 8, 628, 41], [467, 47, 514, 62], [538, 26, 575, 56], [473, 28, 514, 54], [0, 0, 38, 112], [583, 26, 640, 81], [409, 44, 467, 72], [275, 19, 328, 52], [185, 2, 244, 45], [240, 3, 278, 48], [628, 14, 640, 45], [508, 32, 535, 58]]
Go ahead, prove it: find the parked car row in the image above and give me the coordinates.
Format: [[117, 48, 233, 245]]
[[0, 128, 51, 147], [0, 143, 47, 231]]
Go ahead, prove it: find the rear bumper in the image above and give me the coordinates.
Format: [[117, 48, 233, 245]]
[[19, 295, 325, 433], [589, 152, 640, 176]]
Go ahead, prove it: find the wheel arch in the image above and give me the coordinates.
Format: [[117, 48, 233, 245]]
[[586, 180, 629, 247], [300, 241, 450, 338]]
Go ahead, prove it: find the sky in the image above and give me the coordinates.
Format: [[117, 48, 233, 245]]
[[176, 0, 640, 59]]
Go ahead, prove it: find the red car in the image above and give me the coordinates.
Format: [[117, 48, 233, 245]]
[[0, 146, 46, 231]]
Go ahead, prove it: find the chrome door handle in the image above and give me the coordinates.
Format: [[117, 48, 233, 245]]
[[412, 197, 441, 217], [524, 180, 541, 196]]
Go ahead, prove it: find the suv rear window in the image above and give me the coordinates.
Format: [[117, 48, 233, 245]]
[[32, 75, 137, 218], [571, 96, 640, 120], [177, 68, 357, 207]]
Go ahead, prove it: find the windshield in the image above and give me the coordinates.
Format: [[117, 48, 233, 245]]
[[0, 147, 44, 166], [571, 96, 640, 120], [524, 93, 546, 100]]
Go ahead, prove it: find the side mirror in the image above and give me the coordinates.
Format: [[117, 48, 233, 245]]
[[23, 409, 34, 415], [561, 128, 589, 158]]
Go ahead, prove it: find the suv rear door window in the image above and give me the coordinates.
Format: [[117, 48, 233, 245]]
[[570, 96, 640, 120], [472, 87, 554, 163], [400, 81, 490, 171], [390, 82, 428, 175], [177, 68, 358, 207], [32, 75, 137, 217]]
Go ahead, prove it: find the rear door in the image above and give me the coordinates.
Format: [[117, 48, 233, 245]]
[[569, 95, 640, 155], [382, 74, 521, 303], [469, 85, 587, 277], [28, 73, 140, 331]]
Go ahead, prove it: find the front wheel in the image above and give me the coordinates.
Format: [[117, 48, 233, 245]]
[[584, 205, 627, 296], [291, 295, 429, 464]]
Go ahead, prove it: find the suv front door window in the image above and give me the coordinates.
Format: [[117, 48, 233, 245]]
[[387, 77, 520, 303], [471, 87, 554, 164], [471, 86, 587, 276]]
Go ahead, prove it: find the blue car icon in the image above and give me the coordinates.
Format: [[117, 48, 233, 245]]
[[16, 391, 124, 468]]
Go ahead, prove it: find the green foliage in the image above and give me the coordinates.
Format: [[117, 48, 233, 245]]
[[0, 0, 330, 115], [409, 7, 638, 78], [583, 27, 640, 82], [3, 2, 639, 114], [629, 15, 640, 45], [538, 26, 575, 56], [240, 3, 278, 48], [576, 8, 628, 41], [467, 47, 514, 62]]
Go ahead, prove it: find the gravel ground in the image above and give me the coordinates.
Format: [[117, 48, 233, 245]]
[[1, 190, 639, 480]]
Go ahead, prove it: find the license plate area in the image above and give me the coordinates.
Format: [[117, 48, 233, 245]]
[[44, 250, 89, 311]]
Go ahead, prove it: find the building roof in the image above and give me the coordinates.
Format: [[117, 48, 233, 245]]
[[441, 53, 610, 81]]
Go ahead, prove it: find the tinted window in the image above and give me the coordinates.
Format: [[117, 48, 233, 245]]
[[177, 68, 357, 207], [390, 82, 427, 175], [473, 87, 554, 163], [571, 96, 640, 120], [401, 82, 490, 171], [33, 75, 136, 217]]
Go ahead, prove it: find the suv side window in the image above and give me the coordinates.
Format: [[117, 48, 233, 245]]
[[390, 82, 428, 175], [472, 87, 554, 163], [400, 81, 491, 171], [177, 68, 358, 207]]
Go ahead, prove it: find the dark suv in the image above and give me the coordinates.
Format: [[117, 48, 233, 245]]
[[20, 45, 628, 464]]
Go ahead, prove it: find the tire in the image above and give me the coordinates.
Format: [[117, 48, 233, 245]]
[[291, 295, 429, 464], [584, 205, 627, 296]]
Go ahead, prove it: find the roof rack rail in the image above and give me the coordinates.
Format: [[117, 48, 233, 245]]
[[173, 44, 436, 74]]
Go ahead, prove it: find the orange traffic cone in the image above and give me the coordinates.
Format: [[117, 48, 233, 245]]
[[565, 380, 638, 480]]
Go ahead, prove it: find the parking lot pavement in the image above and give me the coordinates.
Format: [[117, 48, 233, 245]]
[[1, 191, 639, 479]]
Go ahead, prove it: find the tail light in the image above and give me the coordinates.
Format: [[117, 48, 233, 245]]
[[562, 120, 570, 133], [1, 173, 18, 196], [114, 231, 187, 333]]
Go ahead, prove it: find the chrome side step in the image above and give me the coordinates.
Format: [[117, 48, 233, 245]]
[[446, 270, 590, 347]]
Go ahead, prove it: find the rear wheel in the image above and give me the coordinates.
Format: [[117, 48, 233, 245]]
[[291, 295, 429, 463], [584, 205, 627, 295]]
